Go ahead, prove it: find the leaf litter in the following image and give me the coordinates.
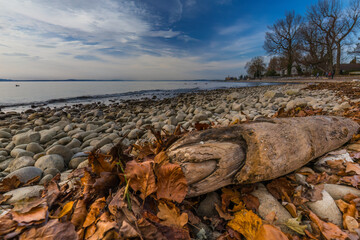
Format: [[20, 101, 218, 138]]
[[1, 82, 360, 239]]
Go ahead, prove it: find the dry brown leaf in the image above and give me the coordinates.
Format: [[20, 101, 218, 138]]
[[266, 178, 294, 202], [303, 184, 324, 202], [156, 163, 188, 203], [83, 197, 106, 228], [88, 150, 115, 175], [241, 194, 260, 212], [264, 211, 277, 224], [154, 151, 169, 166], [137, 218, 167, 240], [308, 210, 349, 240], [341, 175, 360, 187], [344, 216, 359, 233], [335, 199, 349, 213], [227, 209, 262, 240], [12, 206, 48, 224], [326, 160, 346, 171], [119, 221, 139, 239], [255, 224, 289, 240], [19, 219, 78, 240], [50, 201, 74, 219], [125, 160, 157, 200], [0, 214, 18, 235], [0, 176, 20, 193], [215, 203, 234, 221], [87, 212, 118, 240], [346, 162, 360, 175], [221, 188, 242, 211], [284, 203, 297, 218], [157, 202, 188, 228], [71, 199, 88, 229]]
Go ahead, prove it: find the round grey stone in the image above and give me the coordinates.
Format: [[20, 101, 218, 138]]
[[26, 142, 44, 154], [35, 154, 65, 172], [4, 166, 42, 183], [46, 145, 73, 164]]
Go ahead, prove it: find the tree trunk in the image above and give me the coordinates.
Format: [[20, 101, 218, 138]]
[[167, 116, 359, 197], [336, 42, 341, 75]]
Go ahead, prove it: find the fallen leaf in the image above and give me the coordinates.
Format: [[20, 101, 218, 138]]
[[255, 224, 289, 240], [87, 212, 118, 240], [266, 178, 294, 202], [221, 188, 241, 210], [156, 163, 188, 203], [308, 210, 349, 240], [83, 197, 106, 228], [285, 215, 307, 235], [154, 151, 169, 166], [341, 175, 360, 187], [264, 211, 277, 224], [241, 194, 260, 212], [335, 199, 349, 213], [284, 203, 297, 217], [344, 216, 359, 233], [125, 160, 157, 200], [88, 150, 115, 175], [0, 214, 18, 235], [152, 222, 191, 240], [12, 205, 48, 224], [215, 204, 234, 221], [120, 221, 138, 239], [346, 162, 360, 175], [19, 219, 78, 240], [23, 175, 41, 186], [227, 209, 262, 240], [157, 202, 188, 228], [50, 201, 74, 219], [326, 160, 346, 171], [0, 176, 20, 193], [71, 199, 88, 229], [302, 184, 324, 202], [137, 218, 167, 240], [93, 172, 120, 195]]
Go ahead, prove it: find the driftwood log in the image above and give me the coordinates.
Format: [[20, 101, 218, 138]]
[[166, 116, 359, 197]]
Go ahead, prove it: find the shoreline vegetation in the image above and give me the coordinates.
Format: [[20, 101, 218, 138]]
[[1, 81, 360, 238]]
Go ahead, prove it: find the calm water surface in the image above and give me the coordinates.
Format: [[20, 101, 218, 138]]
[[0, 80, 283, 111]]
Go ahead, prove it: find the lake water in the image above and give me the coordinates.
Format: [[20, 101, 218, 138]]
[[0, 80, 283, 112]]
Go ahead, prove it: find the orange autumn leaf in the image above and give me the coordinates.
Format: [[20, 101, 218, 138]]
[[157, 202, 188, 228], [0, 175, 21, 193], [227, 209, 262, 240], [125, 160, 157, 200], [50, 201, 74, 219], [71, 199, 88, 229], [154, 151, 169, 166], [221, 188, 242, 210], [346, 162, 360, 175], [12, 205, 48, 224], [308, 210, 349, 240], [255, 224, 289, 240], [156, 163, 188, 203], [83, 197, 106, 228]]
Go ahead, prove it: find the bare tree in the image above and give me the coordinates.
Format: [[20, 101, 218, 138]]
[[245, 56, 266, 79], [264, 11, 303, 76], [299, 22, 329, 72], [307, 0, 360, 75]]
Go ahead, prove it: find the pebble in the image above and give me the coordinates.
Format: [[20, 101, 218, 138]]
[[35, 154, 65, 172], [4, 185, 44, 204], [4, 166, 42, 183], [306, 190, 343, 226]]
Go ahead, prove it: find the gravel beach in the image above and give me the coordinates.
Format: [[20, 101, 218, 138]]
[[0, 83, 355, 204]]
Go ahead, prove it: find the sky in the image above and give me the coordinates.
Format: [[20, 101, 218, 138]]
[[0, 0, 323, 80]]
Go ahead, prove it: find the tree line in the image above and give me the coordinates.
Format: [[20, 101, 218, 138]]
[[246, 0, 360, 78]]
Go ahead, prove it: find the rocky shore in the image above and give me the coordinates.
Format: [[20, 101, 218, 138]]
[[0, 83, 355, 205]]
